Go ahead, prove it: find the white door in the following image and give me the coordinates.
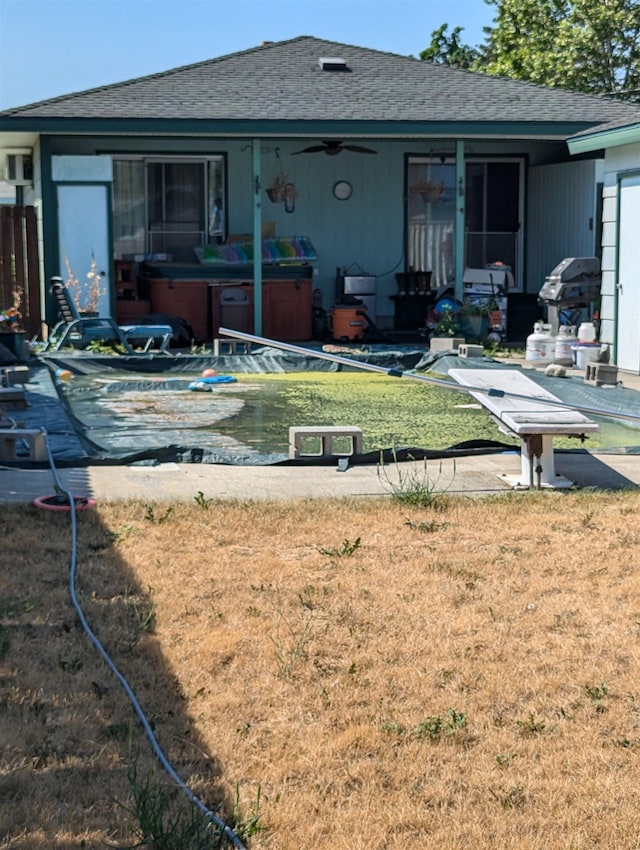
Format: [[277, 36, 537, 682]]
[[57, 184, 111, 316], [617, 174, 640, 372]]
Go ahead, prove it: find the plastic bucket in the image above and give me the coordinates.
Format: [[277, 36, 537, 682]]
[[571, 342, 600, 370], [332, 306, 366, 341], [578, 322, 597, 343]]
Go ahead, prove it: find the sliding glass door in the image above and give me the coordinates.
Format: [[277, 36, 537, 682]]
[[465, 160, 521, 280], [407, 157, 523, 288]]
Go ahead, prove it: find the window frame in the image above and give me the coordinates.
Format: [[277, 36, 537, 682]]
[[112, 154, 226, 261]]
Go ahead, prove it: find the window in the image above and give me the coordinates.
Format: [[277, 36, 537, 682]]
[[112, 156, 225, 261]]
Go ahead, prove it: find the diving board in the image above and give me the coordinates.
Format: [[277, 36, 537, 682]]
[[449, 368, 599, 489]]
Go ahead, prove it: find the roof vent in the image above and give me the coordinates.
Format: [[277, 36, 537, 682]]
[[319, 57, 349, 72]]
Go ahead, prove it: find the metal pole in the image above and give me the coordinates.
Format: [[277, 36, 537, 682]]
[[252, 139, 263, 336], [454, 139, 465, 303], [218, 326, 640, 425]]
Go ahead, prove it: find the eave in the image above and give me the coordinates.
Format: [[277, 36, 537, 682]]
[[0, 116, 604, 142], [568, 123, 640, 155]]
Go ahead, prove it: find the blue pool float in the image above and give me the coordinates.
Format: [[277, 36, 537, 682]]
[[188, 375, 237, 391]]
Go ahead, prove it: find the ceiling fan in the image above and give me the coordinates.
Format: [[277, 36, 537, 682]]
[[292, 140, 377, 156]]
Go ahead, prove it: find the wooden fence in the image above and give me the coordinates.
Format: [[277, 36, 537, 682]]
[[0, 206, 41, 338]]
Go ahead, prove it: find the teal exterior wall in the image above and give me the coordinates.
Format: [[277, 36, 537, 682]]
[[36, 133, 580, 327]]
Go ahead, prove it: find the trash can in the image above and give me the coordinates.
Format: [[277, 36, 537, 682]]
[[219, 288, 251, 333]]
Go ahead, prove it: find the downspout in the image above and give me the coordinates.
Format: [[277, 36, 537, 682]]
[[454, 140, 465, 302], [252, 139, 263, 336]]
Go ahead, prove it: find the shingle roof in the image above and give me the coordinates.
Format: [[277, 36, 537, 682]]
[[569, 115, 640, 140], [1, 36, 638, 130]]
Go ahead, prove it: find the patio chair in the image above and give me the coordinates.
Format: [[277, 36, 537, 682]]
[[42, 278, 174, 354]]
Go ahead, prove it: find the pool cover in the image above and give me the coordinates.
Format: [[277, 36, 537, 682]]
[[25, 347, 640, 466]]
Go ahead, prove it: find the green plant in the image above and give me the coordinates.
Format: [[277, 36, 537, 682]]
[[496, 783, 529, 809], [586, 682, 609, 708], [516, 713, 546, 735], [122, 587, 156, 650], [411, 715, 444, 740], [383, 708, 467, 742], [108, 523, 137, 542], [269, 594, 316, 678], [378, 451, 454, 508], [144, 504, 173, 524], [117, 763, 229, 849], [83, 339, 125, 354], [404, 517, 450, 533], [318, 536, 362, 557], [227, 783, 264, 844], [435, 305, 461, 337], [194, 490, 215, 510]]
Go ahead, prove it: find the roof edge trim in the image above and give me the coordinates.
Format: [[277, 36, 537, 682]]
[[568, 123, 640, 155]]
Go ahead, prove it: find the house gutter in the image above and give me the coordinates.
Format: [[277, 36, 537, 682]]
[[0, 116, 604, 140]]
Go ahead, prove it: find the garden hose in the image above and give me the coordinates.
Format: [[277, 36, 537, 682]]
[[39, 430, 247, 849]]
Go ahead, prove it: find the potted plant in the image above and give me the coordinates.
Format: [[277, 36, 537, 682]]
[[266, 173, 289, 203], [435, 305, 461, 337], [0, 296, 27, 359], [410, 178, 445, 204], [459, 301, 490, 339]]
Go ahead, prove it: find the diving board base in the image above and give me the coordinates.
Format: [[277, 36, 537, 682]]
[[503, 434, 574, 489], [449, 368, 599, 491]]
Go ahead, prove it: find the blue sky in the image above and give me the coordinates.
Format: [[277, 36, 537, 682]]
[[0, 0, 495, 110]]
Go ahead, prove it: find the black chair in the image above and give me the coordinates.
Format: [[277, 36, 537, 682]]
[[42, 278, 173, 354]]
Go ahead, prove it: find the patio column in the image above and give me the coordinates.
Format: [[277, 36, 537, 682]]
[[455, 140, 465, 302], [252, 138, 263, 335]]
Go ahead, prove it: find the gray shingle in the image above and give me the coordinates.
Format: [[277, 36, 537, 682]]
[[2, 36, 638, 128]]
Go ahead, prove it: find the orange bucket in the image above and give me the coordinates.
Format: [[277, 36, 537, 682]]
[[331, 306, 367, 341]]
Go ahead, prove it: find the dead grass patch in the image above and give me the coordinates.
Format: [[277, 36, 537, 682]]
[[2, 491, 640, 848]]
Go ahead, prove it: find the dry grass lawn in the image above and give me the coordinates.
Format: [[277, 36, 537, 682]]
[[2, 489, 640, 849]]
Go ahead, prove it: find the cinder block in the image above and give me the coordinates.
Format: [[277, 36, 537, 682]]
[[430, 336, 465, 353], [289, 426, 363, 460], [584, 362, 618, 386], [0, 386, 26, 408], [458, 344, 484, 358], [1, 366, 30, 385], [0, 428, 46, 461], [213, 338, 251, 356]]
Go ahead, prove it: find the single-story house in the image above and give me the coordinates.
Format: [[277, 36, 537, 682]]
[[569, 119, 640, 372], [1, 35, 639, 346]]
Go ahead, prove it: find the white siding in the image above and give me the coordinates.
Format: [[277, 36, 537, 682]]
[[599, 146, 640, 349], [526, 159, 601, 293]]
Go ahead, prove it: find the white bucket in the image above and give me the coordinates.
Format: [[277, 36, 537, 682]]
[[572, 342, 600, 370], [577, 322, 597, 343]]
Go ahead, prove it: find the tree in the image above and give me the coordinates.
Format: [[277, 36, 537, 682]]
[[419, 23, 480, 68], [421, 0, 640, 100]]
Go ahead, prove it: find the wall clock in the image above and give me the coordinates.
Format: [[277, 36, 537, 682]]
[[333, 180, 353, 201]]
